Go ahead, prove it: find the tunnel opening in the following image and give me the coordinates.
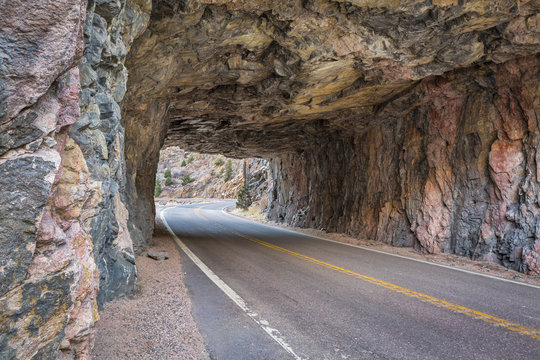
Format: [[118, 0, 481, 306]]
[[119, 0, 540, 279], [153, 147, 270, 211], [2, 0, 540, 358]]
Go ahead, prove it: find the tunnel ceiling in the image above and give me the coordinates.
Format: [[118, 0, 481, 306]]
[[123, 0, 540, 157]]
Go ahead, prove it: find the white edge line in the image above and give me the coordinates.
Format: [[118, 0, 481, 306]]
[[159, 207, 305, 360], [218, 205, 540, 291]]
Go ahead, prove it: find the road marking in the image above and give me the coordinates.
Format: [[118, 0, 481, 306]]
[[160, 208, 305, 360], [220, 204, 540, 290], [193, 205, 540, 341]]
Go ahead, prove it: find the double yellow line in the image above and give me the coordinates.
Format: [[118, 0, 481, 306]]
[[194, 205, 540, 340]]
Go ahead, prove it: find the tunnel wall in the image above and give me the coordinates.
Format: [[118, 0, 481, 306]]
[[268, 56, 540, 274]]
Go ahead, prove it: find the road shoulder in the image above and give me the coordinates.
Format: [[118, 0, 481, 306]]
[[91, 216, 209, 360]]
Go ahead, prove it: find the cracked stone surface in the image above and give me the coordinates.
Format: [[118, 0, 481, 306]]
[[123, 0, 540, 275]]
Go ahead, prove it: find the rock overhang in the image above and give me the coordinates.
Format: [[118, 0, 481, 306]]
[[124, 0, 540, 157]]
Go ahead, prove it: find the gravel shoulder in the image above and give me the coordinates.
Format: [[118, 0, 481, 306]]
[[91, 216, 209, 360]]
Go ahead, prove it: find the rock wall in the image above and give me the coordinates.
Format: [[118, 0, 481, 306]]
[[0, 1, 98, 358], [1, 0, 151, 358], [156, 147, 270, 201], [73, 0, 150, 306], [268, 55, 540, 274], [156, 148, 246, 199]]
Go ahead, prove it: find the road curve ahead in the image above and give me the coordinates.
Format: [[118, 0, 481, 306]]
[[161, 201, 540, 360]]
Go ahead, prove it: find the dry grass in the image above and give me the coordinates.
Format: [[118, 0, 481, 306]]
[[230, 205, 267, 222]]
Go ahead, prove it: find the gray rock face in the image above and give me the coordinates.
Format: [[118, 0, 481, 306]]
[[0, 157, 56, 296], [0, 0, 86, 123], [0, 1, 91, 353], [73, 0, 150, 307], [0, 0, 144, 358], [0, 112, 44, 155], [1, 270, 75, 360]]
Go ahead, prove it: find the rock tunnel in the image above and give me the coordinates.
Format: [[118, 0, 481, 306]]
[[1, 0, 540, 358]]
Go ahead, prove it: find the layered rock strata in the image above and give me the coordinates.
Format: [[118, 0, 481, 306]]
[[73, 0, 151, 306], [267, 56, 540, 274]]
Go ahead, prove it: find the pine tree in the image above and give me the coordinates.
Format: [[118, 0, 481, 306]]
[[236, 185, 252, 210], [224, 160, 233, 182], [164, 168, 172, 186], [154, 178, 162, 197], [181, 174, 195, 186]]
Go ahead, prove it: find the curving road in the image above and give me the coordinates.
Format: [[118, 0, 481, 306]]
[[160, 201, 540, 360]]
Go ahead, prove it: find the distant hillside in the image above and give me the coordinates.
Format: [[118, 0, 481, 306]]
[[156, 147, 245, 199]]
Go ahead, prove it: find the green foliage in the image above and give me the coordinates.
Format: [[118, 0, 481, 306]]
[[164, 168, 172, 186], [181, 173, 195, 186], [216, 169, 224, 178], [236, 185, 252, 210], [214, 157, 224, 166], [181, 159, 187, 167], [224, 160, 233, 182], [154, 178, 162, 197], [187, 154, 194, 164]]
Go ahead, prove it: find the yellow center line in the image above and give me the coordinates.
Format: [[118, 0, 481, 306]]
[[194, 205, 540, 340]]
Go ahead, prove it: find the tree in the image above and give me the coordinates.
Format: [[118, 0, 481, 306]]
[[164, 168, 172, 186], [181, 160, 187, 167], [236, 185, 252, 210], [224, 160, 233, 182], [187, 154, 194, 164], [181, 173, 195, 186], [154, 178, 162, 197], [214, 157, 224, 166]]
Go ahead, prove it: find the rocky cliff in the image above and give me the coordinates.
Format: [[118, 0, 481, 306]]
[[1, 0, 540, 359], [268, 56, 540, 274], [156, 148, 246, 199], [1, 0, 150, 358], [156, 148, 270, 204]]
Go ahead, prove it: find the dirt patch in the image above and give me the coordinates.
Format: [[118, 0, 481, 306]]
[[228, 206, 540, 287], [91, 218, 209, 360]]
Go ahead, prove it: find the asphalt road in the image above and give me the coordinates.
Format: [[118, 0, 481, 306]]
[[161, 201, 540, 360]]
